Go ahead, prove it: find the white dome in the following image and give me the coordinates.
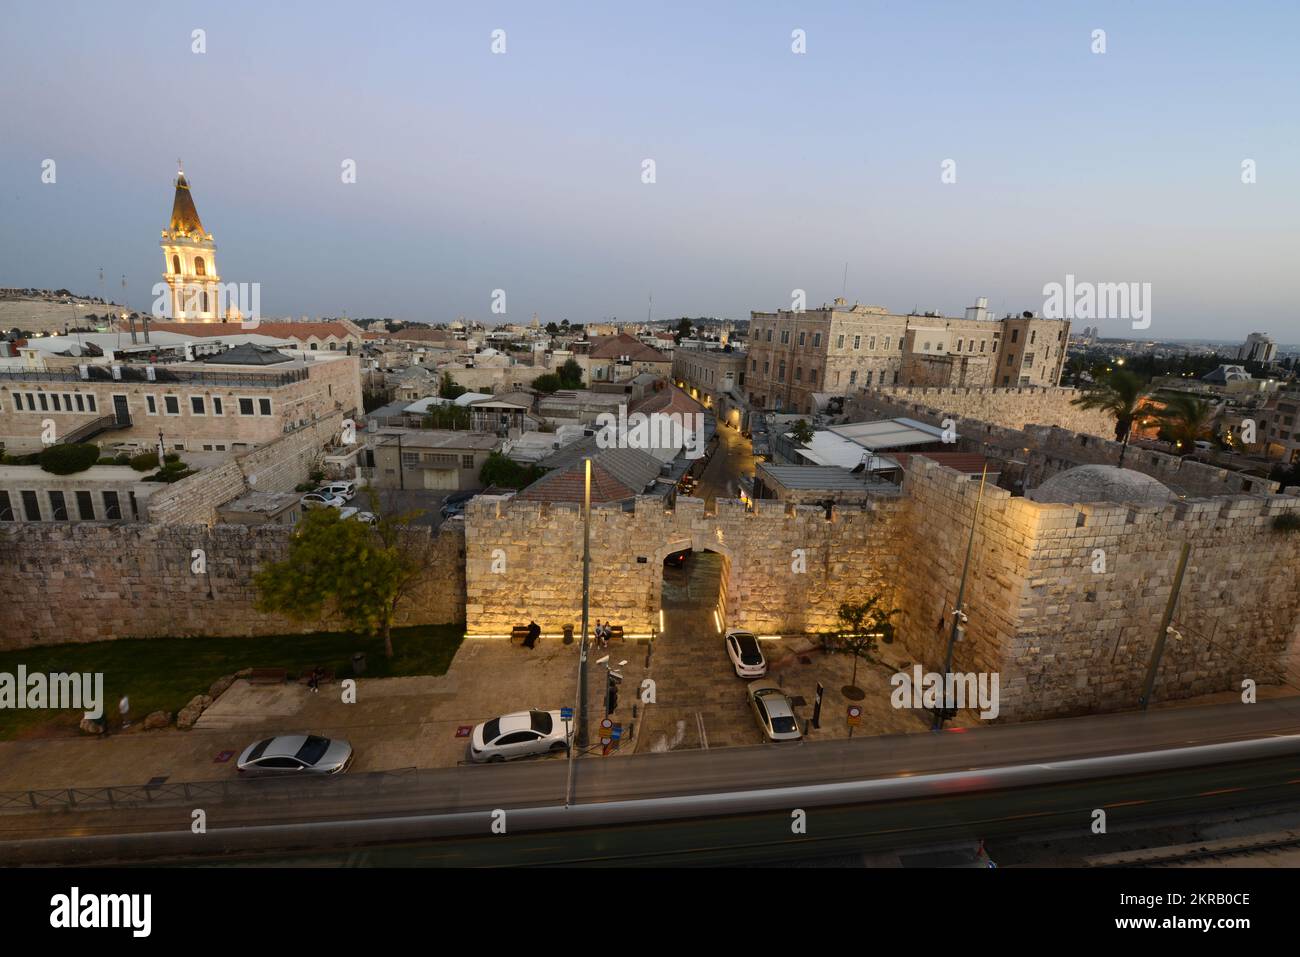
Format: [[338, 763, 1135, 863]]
[[1029, 465, 1175, 505]]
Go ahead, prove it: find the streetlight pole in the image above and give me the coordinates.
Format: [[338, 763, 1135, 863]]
[[934, 465, 988, 730], [577, 456, 592, 748]]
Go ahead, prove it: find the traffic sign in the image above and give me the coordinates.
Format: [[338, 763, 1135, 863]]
[[599, 717, 613, 744], [847, 705, 862, 726], [560, 707, 573, 721]]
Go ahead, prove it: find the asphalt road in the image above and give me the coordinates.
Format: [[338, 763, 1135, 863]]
[[5, 696, 1300, 864]]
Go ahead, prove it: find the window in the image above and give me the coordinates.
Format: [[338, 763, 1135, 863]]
[[809, 368, 817, 384], [798, 332, 805, 346], [955, 339, 963, 352], [866, 371, 874, 386], [1023, 352, 1035, 368], [172, 254, 181, 275], [86, 394, 96, 412], [258, 398, 272, 416], [310, 342, 318, 351], [837, 335, 845, 349], [238, 398, 255, 415], [12, 393, 23, 411], [849, 370, 858, 385], [1030, 330, 1037, 344], [146, 395, 157, 415], [51, 394, 61, 411], [763, 360, 769, 374], [1006, 353, 1015, 366], [979, 340, 986, 352], [923, 342, 931, 351], [780, 330, 790, 345], [212, 396, 223, 416], [884, 336, 891, 350], [794, 367, 802, 382], [853, 336, 861, 350], [75, 491, 95, 520], [812, 333, 821, 347], [0, 491, 13, 521], [869, 337, 876, 350], [48, 491, 68, 521], [401, 452, 420, 468], [164, 395, 180, 415], [462, 454, 474, 469], [21, 490, 40, 521], [190, 396, 205, 415], [777, 360, 786, 382], [75, 394, 85, 412], [38, 393, 48, 411], [1010, 329, 1019, 343], [766, 329, 772, 342], [751, 359, 757, 372], [195, 256, 206, 277]]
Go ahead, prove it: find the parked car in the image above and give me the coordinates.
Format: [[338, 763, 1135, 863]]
[[467, 710, 572, 763], [316, 481, 356, 501], [301, 492, 346, 509], [236, 734, 353, 775], [748, 685, 803, 742], [339, 507, 377, 525], [439, 489, 477, 519], [725, 629, 767, 678]]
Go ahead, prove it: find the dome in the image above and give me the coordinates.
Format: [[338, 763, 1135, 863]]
[[1029, 465, 1176, 506]]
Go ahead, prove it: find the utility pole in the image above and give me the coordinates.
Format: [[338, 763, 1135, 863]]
[[395, 433, 405, 490], [934, 465, 988, 730], [577, 456, 592, 748], [1140, 542, 1191, 710]]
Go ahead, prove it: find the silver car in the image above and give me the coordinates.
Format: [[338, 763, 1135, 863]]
[[236, 734, 353, 775], [748, 685, 803, 742], [468, 710, 572, 763]]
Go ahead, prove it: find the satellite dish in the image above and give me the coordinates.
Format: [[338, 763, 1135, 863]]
[[68, 344, 82, 357]]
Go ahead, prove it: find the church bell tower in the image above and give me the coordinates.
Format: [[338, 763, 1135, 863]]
[[160, 164, 228, 321]]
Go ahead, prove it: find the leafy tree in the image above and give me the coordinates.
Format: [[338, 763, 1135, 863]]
[[1153, 392, 1217, 454], [254, 497, 428, 658], [439, 372, 466, 400], [830, 595, 898, 692], [674, 317, 693, 343], [545, 322, 559, 336], [790, 419, 815, 446], [421, 405, 472, 430], [1070, 369, 1148, 466], [479, 451, 543, 489], [532, 372, 562, 394], [37, 443, 100, 475], [558, 357, 584, 389]]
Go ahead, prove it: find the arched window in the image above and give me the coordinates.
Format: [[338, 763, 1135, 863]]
[[201, 291, 209, 313], [194, 257, 206, 277], [172, 254, 181, 275]]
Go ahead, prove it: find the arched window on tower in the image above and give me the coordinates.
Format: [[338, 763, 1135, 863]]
[[194, 257, 206, 277], [202, 291, 209, 313], [172, 254, 181, 275]]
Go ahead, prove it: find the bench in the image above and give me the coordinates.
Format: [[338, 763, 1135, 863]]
[[247, 668, 288, 685], [511, 625, 530, 645], [608, 625, 624, 642]]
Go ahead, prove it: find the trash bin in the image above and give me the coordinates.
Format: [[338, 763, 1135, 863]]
[[563, 624, 574, 645], [351, 652, 367, 676]]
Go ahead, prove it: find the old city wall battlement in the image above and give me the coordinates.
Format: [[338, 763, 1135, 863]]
[[0, 520, 465, 650], [848, 385, 1117, 438]]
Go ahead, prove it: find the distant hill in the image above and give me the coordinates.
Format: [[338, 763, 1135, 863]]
[[0, 289, 124, 336]]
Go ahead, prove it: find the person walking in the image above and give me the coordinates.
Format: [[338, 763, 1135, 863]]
[[524, 619, 540, 649]]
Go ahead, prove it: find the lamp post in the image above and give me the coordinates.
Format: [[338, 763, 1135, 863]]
[[934, 465, 988, 730], [577, 456, 592, 748]]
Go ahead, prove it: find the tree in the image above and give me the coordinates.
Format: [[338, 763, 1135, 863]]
[[254, 498, 428, 658], [558, 357, 584, 389], [1153, 392, 1217, 454], [531, 372, 562, 394], [421, 404, 472, 430], [479, 451, 543, 489], [38, 443, 99, 475], [439, 372, 467, 400], [790, 419, 815, 446], [1070, 369, 1147, 467], [829, 595, 898, 697], [545, 322, 559, 336], [674, 317, 693, 343]]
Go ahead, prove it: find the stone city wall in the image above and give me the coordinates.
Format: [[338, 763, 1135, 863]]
[[848, 385, 1116, 438], [898, 458, 1300, 721], [463, 492, 907, 637], [0, 520, 465, 649]]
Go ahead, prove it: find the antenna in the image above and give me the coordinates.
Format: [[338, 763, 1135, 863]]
[[841, 262, 848, 299]]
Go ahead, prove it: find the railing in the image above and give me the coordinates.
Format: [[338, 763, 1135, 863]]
[[0, 366, 310, 388], [59, 413, 129, 444], [0, 766, 419, 815]]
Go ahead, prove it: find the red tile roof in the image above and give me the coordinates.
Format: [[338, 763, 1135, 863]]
[[145, 321, 356, 341], [631, 384, 704, 417], [515, 460, 636, 504], [588, 333, 669, 362]]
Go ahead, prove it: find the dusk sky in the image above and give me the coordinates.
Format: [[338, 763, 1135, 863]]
[[2, 1, 1298, 340]]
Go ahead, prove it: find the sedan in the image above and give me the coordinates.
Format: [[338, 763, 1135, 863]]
[[316, 482, 356, 501], [339, 507, 377, 525], [301, 492, 346, 509], [468, 710, 572, 763], [748, 685, 803, 742], [725, 629, 766, 678], [236, 734, 353, 775]]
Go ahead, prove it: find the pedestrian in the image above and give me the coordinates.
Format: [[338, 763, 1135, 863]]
[[524, 619, 540, 649], [308, 666, 321, 694], [118, 694, 130, 730]]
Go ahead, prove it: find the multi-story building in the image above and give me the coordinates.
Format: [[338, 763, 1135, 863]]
[[582, 334, 672, 384], [1238, 332, 1278, 365], [368, 429, 500, 490], [0, 342, 361, 454], [672, 346, 747, 428], [745, 297, 1071, 414], [1261, 389, 1300, 463]]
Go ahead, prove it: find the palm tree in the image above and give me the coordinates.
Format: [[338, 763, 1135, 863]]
[[1153, 393, 1217, 454], [1071, 369, 1147, 467]]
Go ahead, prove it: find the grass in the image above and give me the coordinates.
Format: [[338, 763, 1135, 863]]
[[0, 623, 465, 740]]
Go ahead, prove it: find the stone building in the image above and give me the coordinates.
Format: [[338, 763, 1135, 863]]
[[746, 297, 1071, 414]]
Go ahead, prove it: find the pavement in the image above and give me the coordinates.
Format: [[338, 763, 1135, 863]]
[[694, 419, 755, 507]]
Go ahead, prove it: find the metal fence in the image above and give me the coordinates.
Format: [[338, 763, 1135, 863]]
[[0, 766, 419, 815]]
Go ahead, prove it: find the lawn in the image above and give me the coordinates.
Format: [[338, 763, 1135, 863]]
[[0, 623, 465, 740]]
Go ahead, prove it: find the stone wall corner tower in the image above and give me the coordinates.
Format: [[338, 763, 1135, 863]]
[[160, 164, 227, 321]]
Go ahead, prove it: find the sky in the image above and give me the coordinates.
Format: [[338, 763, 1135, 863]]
[[1, 1, 1298, 341]]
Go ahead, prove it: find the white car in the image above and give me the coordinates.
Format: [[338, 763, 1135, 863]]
[[339, 507, 377, 525], [468, 710, 572, 763], [301, 492, 346, 509], [236, 735, 353, 775], [316, 482, 356, 501], [725, 629, 767, 678]]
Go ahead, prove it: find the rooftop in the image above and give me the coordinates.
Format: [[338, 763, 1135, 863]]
[[1029, 465, 1177, 506], [372, 429, 500, 451]]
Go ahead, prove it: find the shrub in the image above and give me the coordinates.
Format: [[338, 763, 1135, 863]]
[[163, 452, 180, 464], [38, 443, 100, 475], [1274, 513, 1300, 532], [129, 451, 160, 471]]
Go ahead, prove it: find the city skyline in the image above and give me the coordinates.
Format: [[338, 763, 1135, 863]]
[[3, 2, 1298, 336]]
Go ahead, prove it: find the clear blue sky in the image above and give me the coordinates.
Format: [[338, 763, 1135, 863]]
[[2, 0, 1297, 340]]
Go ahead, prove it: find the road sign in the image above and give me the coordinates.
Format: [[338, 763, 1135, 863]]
[[611, 725, 623, 741], [599, 717, 613, 744], [847, 705, 862, 726], [560, 707, 573, 721], [812, 682, 824, 729]]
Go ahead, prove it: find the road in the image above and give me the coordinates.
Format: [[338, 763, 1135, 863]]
[[4, 696, 1300, 864], [693, 420, 755, 507]]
